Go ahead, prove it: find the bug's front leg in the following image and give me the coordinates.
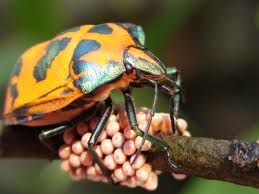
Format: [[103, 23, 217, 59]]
[[122, 88, 178, 169], [87, 97, 115, 184]]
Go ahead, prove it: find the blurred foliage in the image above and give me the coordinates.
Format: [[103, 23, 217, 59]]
[[257, 4, 259, 29], [180, 178, 259, 194], [0, 0, 258, 194]]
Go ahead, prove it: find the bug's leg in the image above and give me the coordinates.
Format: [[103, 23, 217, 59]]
[[166, 67, 181, 91], [131, 82, 158, 165], [88, 97, 114, 184], [165, 67, 182, 134], [39, 110, 96, 153], [169, 92, 180, 135], [122, 88, 178, 168]]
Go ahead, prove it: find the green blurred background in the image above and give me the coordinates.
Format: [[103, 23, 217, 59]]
[[0, 0, 259, 193]]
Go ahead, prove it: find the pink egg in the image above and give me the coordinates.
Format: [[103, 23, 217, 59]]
[[80, 151, 93, 167], [100, 139, 114, 155], [86, 166, 97, 177], [97, 130, 107, 143], [123, 140, 136, 156], [69, 154, 81, 168], [104, 154, 117, 170], [135, 136, 152, 151], [63, 129, 76, 145], [136, 112, 147, 122], [144, 172, 158, 191], [113, 148, 126, 164], [114, 167, 127, 181], [112, 132, 125, 148], [106, 121, 120, 137], [122, 161, 135, 176], [81, 132, 92, 148], [60, 160, 71, 172], [136, 163, 152, 182], [71, 140, 84, 155], [89, 117, 99, 131], [130, 154, 146, 169], [108, 114, 117, 122], [76, 122, 89, 136], [59, 144, 71, 159], [123, 127, 137, 140]]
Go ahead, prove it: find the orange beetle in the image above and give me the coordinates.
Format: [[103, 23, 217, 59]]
[[3, 23, 181, 183]]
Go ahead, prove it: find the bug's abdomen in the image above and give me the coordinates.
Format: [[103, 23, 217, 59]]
[[21, 101, 97, 127], [4, 25, 92, 116]]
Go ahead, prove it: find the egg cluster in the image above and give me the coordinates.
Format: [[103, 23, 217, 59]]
[[59, 108, 190, 190]]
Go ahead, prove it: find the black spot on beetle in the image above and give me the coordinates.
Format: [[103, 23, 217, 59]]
[[11, 58, 23, 77], [15, 114, 43, 124], [62, 98, 87, 111], [61, 89, 74, 95], [73, 39, 101, 60], [10, 84, 18, 106], [11, 106, 29, 117], [74, 76, 88, 87], [33, 37, 71, 82], [88, 24, 113, 34], [15, 116, 30, 124], [31, 114, 44, 121], [72, 60, 93, 75], [72, 39, 101, 75]]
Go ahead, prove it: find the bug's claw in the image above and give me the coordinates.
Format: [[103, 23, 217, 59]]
[[164, 145, 178, 169], [107, 174, 116, 185]]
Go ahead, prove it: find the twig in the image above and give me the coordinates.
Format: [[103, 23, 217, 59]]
[[0, 121, 258, 188], [148, 135, 259, 189]]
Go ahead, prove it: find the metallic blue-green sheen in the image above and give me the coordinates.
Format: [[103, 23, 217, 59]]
[[117, 23, 145, 45], [124, 49, 166, 76], [74, 60, 125, 94], [131, 25, 145, 45]]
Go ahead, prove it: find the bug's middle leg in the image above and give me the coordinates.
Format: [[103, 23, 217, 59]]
[[38, 109, 97, 153], [122, 88, 177, 168], [87, 97, 114, 184]]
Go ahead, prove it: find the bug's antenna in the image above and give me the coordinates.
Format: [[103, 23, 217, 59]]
[[131, 82, 158, 165]]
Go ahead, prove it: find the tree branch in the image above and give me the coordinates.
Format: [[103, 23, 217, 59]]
[[0, 121, 258, 188], [148, 135, 259, 189]]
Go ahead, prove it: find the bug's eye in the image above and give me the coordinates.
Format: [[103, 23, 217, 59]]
[[124, 61, 134, 74]]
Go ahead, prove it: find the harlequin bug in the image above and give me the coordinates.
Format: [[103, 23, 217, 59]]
[[3, 23, 182, 183]]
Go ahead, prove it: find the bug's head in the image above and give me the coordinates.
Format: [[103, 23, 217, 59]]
[[123, 46, 167, 83], [119, 23, 166, 83]]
